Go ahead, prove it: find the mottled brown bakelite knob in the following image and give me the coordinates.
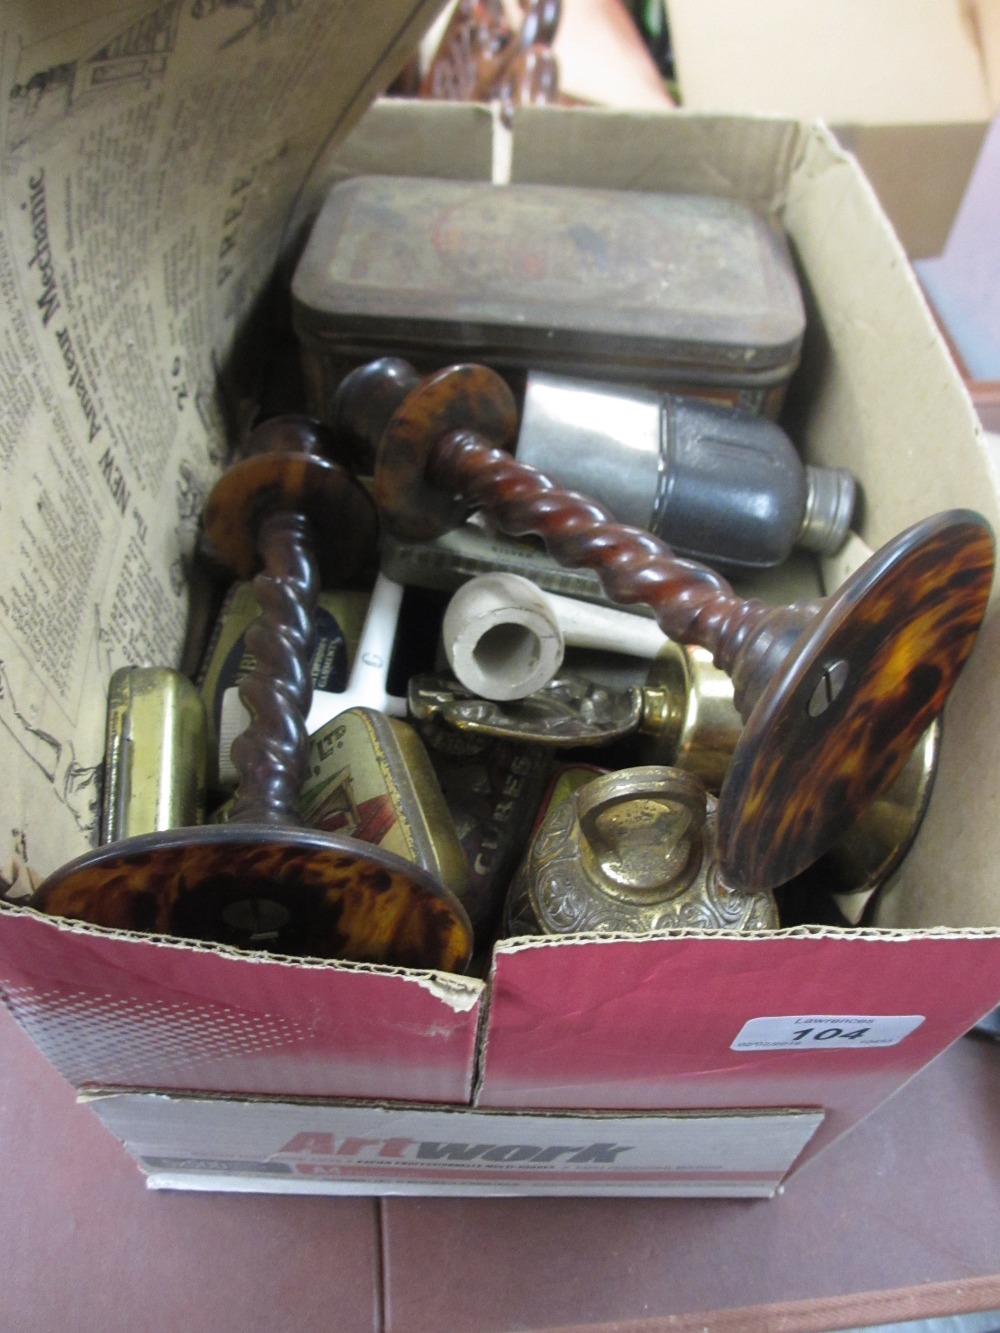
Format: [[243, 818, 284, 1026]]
[[350, 359, 994, 894], [33, 415, 474, 972], [331, 358, 422, 475], [177, 415, 356, 679], [372, 362, 519, 543], [200, 414, 373, 589]]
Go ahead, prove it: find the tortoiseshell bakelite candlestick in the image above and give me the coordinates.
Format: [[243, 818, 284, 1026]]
[[420, 0, 561, 124], [347, 359, 994, 894], [332, 357, 422, 476], [33, 416, 474, 972]]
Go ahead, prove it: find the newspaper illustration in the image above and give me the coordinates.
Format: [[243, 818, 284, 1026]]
[[0, 0, 437, 879]]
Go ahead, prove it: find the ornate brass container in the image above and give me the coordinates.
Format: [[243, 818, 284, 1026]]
[[505, 766, 777, 936]]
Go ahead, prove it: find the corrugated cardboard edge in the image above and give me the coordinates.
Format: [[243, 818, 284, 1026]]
[[0, 898, 483, 1012], [471, 922, 1000, 1105]]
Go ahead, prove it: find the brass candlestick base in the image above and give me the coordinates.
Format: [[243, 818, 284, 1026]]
[[351, 360, 994, 894]]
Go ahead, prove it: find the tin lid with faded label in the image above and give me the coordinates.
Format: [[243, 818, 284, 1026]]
[[292, 175, 805, 380]]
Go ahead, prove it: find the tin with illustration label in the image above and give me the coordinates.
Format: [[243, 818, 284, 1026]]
[[300, 706, 473, 934]]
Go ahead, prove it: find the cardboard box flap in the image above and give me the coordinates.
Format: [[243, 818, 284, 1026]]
[[781, 126, 1000, 930], [509, 105, 802, 219], [81, 1089, 825, 1198], [0, 904, 484, 1102], [289, 98, 498, 257], [779, 126, 998, 535], [665, 0, 1000, 256], [667, 0, 995, 124], [307, 97, 496, 188], [475, 929, 1000, 1167]]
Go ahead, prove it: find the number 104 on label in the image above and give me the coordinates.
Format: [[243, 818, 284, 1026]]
[[731, 1015, 925, 1051]]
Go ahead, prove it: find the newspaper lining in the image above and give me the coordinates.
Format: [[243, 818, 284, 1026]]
[[0, 0, 433, 876]]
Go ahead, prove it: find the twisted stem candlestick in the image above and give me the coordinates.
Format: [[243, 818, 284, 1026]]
[[427, 428, 816, 717], [359, 360, 994, 893], [227, 507, 319, 826], [33, 415, 474, 972]]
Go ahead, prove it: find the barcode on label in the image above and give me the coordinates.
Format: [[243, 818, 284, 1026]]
[[732, 1014, 924, 1051]]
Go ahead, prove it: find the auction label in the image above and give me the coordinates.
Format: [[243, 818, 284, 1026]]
[[732, 1014, 925, 1051]]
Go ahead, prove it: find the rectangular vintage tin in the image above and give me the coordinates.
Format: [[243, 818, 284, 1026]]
[[291, 175, 806, 419]]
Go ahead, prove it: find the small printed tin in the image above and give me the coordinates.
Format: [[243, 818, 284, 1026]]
[[299, 706, 472, 927], [101, 667, 208, 843], [416, 714, 553, 941], [291, 176, 806, 421]]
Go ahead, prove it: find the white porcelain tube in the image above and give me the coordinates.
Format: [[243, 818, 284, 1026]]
[[305, 572, 409, 732], [442, 572, 669, 702]]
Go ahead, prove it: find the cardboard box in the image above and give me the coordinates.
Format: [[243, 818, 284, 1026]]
[[2, 3, 1000, 1198], [666, 0, 1000, 259], [914, 113, 1000, 431]]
